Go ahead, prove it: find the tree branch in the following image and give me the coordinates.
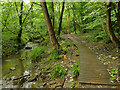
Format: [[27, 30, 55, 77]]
[[15, 2, 20, 18], [32, 2, 42, 7], [22, 3, 33, 24]]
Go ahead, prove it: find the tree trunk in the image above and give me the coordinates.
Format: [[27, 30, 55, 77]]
[[73, 4, 76, 34], [18, 1, 23, 44], [106, 2, 120, 47], [112, 2, 120, 31], [117, 2, 120, 27], [57, 0, 65, 36], [31, 3, 33, 28], [41, 1, 60, 50], [52, 1, 54, 31], [102, 23, 108, 35], [68, 11, 70, 34]]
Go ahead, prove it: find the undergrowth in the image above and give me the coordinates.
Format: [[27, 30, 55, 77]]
[[48, 49, 61, 61], [31, 46, 45, 62], [52, 63, 66, 79], [110, 67, 120, 83], [71, 64, 80, 79]]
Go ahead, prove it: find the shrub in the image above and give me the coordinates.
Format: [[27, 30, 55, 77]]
[[52, 63, 66, 78], [71, 64, 80, 79], [31, 46, 45, 62], [88, 30, 111, 42]]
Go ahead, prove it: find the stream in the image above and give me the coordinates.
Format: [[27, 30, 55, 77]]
[[2, 42, 42, 88]]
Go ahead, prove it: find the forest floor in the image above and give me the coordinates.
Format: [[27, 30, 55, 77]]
[[2, 34, 120, 89]]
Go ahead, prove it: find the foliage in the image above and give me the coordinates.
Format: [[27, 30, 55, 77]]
[[52, 63, 66, 79], [71, 64, 80, 79], [110, 67, 120, 83], [71, 82, 76, 88], [59, 40, 67, 54], [31, 46, 45, 62], [48, 49, 61, 61], [2, 32, 18, 57], [87, 30, 111, 42], [21, 33, 30, 44]]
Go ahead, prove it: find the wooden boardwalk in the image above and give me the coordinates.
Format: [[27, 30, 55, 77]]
[[63, 34, 112, 84]]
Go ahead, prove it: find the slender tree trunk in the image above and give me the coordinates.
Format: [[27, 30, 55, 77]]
[[117, 2, 120, 26], [102, 23, 108, 35], [41, 1, 60, 50], [18, 1, 23, 43], [57, 0, 65, 36], [68, 11, 70, 34], [106, 2, 120, 47], [31, 3, 33, 28], [52, 1, 54, 31], [112, 2, 120, 30], [59, 2, 60, 15], [73, 4, 76, 34]]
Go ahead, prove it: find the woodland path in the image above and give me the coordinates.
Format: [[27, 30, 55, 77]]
[[62, 34, 112, 84]]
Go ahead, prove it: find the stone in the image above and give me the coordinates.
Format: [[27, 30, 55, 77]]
[[19, 58, 25, 61], [10, 67, 16, 71]]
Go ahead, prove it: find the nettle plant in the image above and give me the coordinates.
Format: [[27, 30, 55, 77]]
[[31, 46, 45, 62], [48, 49, 61, 61], [52, 63, 66, 79]]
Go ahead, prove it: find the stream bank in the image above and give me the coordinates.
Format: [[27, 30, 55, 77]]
[[2, 38, 80, 88]]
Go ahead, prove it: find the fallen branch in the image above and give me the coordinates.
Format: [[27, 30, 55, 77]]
[[13, 74, 30, 81], [53, 78, 66, 90], [28, 75, 38, 82]]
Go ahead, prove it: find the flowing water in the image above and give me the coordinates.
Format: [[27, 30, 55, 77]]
[[2, 42, 40, 88]]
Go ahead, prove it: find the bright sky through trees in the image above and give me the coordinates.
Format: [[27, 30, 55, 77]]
[[24, 0, 30, 4]]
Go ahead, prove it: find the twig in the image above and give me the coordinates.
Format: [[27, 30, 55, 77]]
[[53, 78, 66, 90], [32, 2, 42, 7], [22, 3, 33, 24], [15, 2, 20, 18]]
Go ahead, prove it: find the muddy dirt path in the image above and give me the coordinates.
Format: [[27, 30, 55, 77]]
[[62, 34, 112, 84]]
